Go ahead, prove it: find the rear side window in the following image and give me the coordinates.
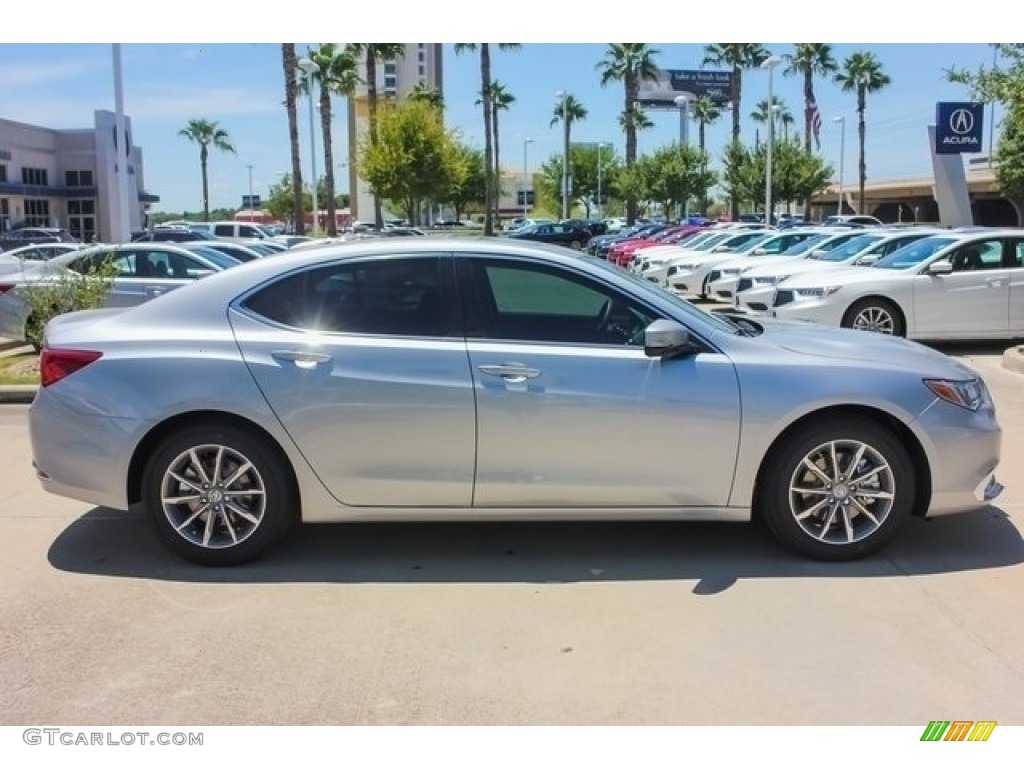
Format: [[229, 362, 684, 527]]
[[241, 257, 444, 336]]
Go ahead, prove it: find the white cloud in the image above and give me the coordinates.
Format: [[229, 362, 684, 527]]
[[129, 88, 281, 120], [0, 59, 97, 90]]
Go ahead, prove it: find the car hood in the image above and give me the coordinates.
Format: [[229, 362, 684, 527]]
[[780, 264, 905, 289], [740, 256, 849, 278], [750, 317, 975, 377]]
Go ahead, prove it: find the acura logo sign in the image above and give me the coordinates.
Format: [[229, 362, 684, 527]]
[[949, 108, 975, 135]]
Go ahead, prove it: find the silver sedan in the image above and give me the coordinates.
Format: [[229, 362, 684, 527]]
[[29, 239, 1002, 565]]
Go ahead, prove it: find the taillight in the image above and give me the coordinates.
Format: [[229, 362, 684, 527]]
[[40, 348, 102, 387]]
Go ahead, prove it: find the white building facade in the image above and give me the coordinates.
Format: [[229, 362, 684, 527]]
[[0, 110, 157, 242], [346, 44, 444, 222]]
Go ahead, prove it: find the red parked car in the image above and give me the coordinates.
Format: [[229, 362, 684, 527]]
[[608, 224, 709, 267]]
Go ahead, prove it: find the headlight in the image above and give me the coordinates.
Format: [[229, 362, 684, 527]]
[[924, 378, 987, 411], [722, 267, 743, 275], [795, 286, 841, 298], [676, 263, 698, 270], [754, 276, 780, 285]]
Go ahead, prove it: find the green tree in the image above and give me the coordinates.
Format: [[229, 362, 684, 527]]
[[281, 44, 305, 235], [596, 43, 661, 225], [347, 43, 406, 229], [617, 144, 716, 220], [178, 119, 236, 222], [721, 143, 761, 215], [442, 143, 487, 222], [265, 173, 346, 223], [550, 93, 588, 217], [948, 44, 1024, 218], [301, 44, 359, 236], [359, 100, 468, 224], [835, 51, 891, 214], [409, 81, 444, 111], [701, 44, 770, 218], [454, 43, 522, 236], [485, 81, 515, 223], [538, 144, 624, 218]]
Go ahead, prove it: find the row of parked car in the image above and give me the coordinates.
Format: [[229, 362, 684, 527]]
[[0, 222, 351, 346], [600, 219, 1024, 341]]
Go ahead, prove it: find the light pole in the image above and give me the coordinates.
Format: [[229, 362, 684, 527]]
[[246, 164, 254, 217], [833, 116, 846, 216], [556, 90, 569, 220], [522, 137, 533, 218], [760, 54, 782, 225], [297, 52, 319, 235], [674, 93, 694, 220], [596, 141, 607, 220]]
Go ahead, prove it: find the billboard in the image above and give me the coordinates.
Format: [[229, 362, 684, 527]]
[[637, 69, 733, 107], [935, 102, 984, 154]]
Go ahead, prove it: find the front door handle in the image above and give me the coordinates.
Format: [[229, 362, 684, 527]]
[[272, 349, 332, 369], [477, 364, 541, 383]]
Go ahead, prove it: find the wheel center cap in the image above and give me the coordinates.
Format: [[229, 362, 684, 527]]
[[208, 488, 224, 504], [833, 483, 850, 500]]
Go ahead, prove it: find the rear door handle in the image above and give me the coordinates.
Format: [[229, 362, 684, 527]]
[[477, 364, 541, 383], [272, 349, 332, 369]]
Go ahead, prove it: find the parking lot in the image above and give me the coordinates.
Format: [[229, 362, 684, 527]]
[[0, 342, 1022, 726]]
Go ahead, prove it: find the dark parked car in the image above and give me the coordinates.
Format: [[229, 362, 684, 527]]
[[0, 227, 79, 252], [562, 218, 608, 237], [505, 223, 592, 249]]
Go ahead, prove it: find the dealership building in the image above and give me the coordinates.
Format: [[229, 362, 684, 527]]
[[0, 110, 158, 241]]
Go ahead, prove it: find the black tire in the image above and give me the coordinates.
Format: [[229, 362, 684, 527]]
[[569, 240, 582, 250], [842, 298, 906, 337], [141, 423, 297, 565], [757, 418, 915, 561]]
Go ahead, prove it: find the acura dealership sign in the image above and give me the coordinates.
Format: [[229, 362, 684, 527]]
[[935, 102, 984, 154]]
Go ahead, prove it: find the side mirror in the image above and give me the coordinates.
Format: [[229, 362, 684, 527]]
[[927, 260, 953, 275], [856, 254, 880, 266], [809, 249, 827, 258], [644, 319, 695, 360], [750, 247, 767, 256]]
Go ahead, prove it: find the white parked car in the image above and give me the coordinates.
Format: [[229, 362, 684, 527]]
[[771, 230, 1024, 339], [0, 242, 89, 276], [734, 229, 942, 314], [638, 230, 773, 287]]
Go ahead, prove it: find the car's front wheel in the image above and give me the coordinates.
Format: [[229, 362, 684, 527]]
[[842, 298, 906, 337], [141, 424, 297, 565], [758, 418, 915, 561]]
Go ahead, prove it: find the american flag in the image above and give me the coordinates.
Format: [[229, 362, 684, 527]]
[[808, 97, 822, 150]]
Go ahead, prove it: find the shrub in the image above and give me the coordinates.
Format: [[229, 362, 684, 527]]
[[19, 257, 118, 349]]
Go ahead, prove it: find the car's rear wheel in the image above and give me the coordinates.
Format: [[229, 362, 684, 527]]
[[569, 239, 582, 250], [141, 424, 297, 565], [757, 418, 915, 561], [842, 298, 905, 337]]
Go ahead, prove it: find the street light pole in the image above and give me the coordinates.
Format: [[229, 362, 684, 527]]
[[297, 52, 319, 235], [674, 93, 694, 220], [833, 116, 846, 216], [596, 142, 606, 220], [556, 90, 569, 220], [246, 164, 254, 217], [761, 54, 782, 225], [522, 137, 533, 218]]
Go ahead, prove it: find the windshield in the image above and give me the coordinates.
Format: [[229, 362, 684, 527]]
[[718, 231, 769, 250], [872, 236, 957, 270], [186, 246, 241, 269], [690, 233, 737, 251], [817, 234, 885, 262], [778, 233, 831, 255], [731, 233, 777, 254]]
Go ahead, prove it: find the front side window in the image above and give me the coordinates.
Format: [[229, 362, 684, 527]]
[[940, 239, 1004, 272], [241, 257, 444, 336], [465, 259, 657, 346]]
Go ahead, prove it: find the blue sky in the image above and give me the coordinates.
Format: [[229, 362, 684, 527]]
[[0, 31, 1002, 214]]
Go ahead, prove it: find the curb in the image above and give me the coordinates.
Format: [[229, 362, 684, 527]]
[[1003, 346, 1024, 375], [0, 385, 36, 404]]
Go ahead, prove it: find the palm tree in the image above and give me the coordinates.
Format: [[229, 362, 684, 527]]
[[348, 44, 406, 230], [178, 119, 235, 221], [550, 93, 588, 220], [750, 97, 795, 142], [784, 44, 838, 218], [701, 44, 769, 217], [301, 44, 359, 236], [597, 43, 661, 225], [454, 43, 521, 236], [691, 96, 722, 215], [487, 81, 516, 224], [281, 45, 305, 235], [835, 51, 892, 213]]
